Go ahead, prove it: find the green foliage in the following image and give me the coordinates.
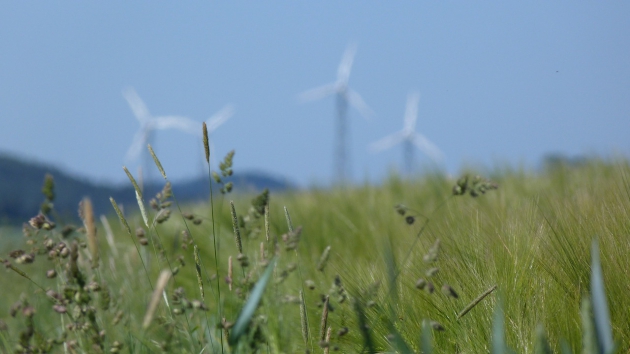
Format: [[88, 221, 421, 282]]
[[229, 257, 276, 347], [0, 156, 628, 353]]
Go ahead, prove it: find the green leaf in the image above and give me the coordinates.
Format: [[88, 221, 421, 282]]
[[420, 320, 433, 354], [492, 299, 506, 354], [581, 297, 597, 354], [228, 257, 276, 346], [559, 339, 573, 354], [590, 240, 614, 354], [534, 325, 552, 354]]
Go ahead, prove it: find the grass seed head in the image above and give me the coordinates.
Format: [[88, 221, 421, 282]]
[[442, 284, 459, 299], [415, 278, 427, 290], [123, 166, 143, 199], [317, 245, 332, 271], [194, 245, 204, 300], [230, 201, 243, 253], [426, 267, 439, 277], [320, 295, 330, 341], [148, 144, 167, 179], [202, 122, 210, 163], [430, 321, 445, 331], [426, 281, 435, 294]]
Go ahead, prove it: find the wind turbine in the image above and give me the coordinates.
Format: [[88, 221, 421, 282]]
[[299, 44, 374, 183], [370, 91, 444, 175], [123, 87, 233, 182]]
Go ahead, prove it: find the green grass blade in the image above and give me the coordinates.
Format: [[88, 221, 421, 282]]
[[228, 257, 277, 346], [353, 298, 375, 354], [420, 319, 433, 354], [590, 240, 614, 354], [581, 297, 597, 354], [560, 339, 574, 354], [492, 299, 506, 354], [534, 325, 552, 354]]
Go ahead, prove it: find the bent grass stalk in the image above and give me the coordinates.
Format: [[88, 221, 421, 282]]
[[457, 285, 498, 319]]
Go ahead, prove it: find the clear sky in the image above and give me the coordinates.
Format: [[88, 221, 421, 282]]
[[1, 2, 628, 187]]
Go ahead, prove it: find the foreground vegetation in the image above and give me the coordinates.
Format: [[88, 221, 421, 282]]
[[0, 145, 628, 352]]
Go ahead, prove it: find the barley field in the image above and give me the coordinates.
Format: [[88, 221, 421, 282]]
[[0, 148, 628, 353]]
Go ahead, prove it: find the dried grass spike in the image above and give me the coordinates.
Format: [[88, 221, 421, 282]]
[[148, 144, 167, 179], [81, 197, 99, 268], [142, 270, 171, 329]]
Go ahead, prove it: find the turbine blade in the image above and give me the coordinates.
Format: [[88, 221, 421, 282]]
[[125, 129, 148, 162], [410, 134, 444, 162], [122, 87, 150, 123], [337, 43, 357, 85], [347, 89, 374, 119], [404, 91, 421, 132], [369, 132, 405, 152], [152, 116, 199, 135], [298, 84, 337, 102], [206, 104, 234, 133]]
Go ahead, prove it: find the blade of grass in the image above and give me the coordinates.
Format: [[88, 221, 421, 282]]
[[590, 240, 614, 354], [229, 257, 277, 346]]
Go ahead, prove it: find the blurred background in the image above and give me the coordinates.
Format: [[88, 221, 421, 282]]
[[1, 2, 628, 188]]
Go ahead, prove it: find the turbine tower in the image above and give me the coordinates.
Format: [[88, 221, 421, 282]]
[[299, 44, 374, 183], [370, 91, 444, 175]]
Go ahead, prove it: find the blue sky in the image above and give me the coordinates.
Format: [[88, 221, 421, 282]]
[[1, 2, 628, 187]]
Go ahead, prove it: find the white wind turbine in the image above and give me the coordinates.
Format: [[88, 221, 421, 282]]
[[299, 44, 374, 183], [123, 87, 233, 181], [370, 91, 444, 175]]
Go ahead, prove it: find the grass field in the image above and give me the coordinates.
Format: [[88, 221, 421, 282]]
[[0, 152, 628, 353]]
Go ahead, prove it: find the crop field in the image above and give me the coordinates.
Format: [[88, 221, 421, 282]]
[[0, 147, 628, 353]]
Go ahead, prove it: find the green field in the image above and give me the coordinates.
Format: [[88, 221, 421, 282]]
[[0, 156, 628, 353]]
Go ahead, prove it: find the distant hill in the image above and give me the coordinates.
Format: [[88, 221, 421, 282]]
[[0, 153, 295, 225]]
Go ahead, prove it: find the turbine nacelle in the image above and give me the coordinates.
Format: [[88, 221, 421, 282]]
[[370, 91, 444, 165], [298, 44, 374, 119]]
